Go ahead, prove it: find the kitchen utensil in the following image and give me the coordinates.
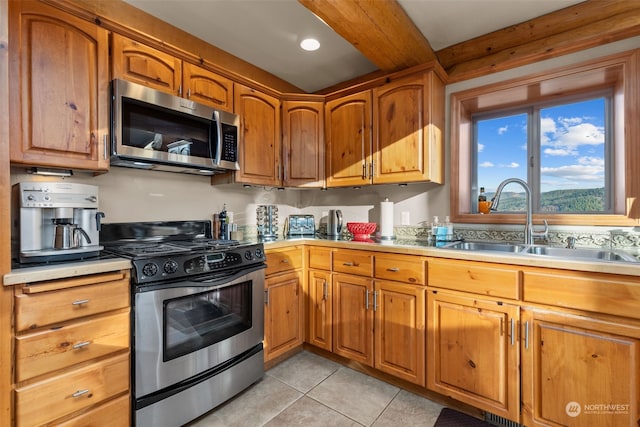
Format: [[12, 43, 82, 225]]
[[327, 209, 343, 236], [53, 223, 92, 250]]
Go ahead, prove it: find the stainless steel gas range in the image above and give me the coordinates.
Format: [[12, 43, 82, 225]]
[[101, 221, 265, 427]]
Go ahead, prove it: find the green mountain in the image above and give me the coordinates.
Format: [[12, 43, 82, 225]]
[[485, 187, 605, 213]]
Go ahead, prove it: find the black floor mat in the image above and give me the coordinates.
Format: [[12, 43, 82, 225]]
[[434, 408, 493, 427]]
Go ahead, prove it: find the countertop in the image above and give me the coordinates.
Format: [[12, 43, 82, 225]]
[[265, 237, 640, 277], [3, 256, 132, 286]]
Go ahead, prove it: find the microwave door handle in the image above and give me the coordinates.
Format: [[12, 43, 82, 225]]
[[213, 110, 222, 166]]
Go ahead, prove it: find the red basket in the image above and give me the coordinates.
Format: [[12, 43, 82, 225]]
[[347, 222, 377, 239]]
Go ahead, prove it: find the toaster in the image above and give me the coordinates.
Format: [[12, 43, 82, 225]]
[[287, 215, 315, 237]]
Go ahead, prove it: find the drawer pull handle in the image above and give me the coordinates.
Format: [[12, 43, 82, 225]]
[[280, 259, 289, 264], [72, 299, 89, 306], [72, 389, 90, 398], [73, 341, 91, 350], [386, 267, 400, 272], [343, 262, 356, 267]]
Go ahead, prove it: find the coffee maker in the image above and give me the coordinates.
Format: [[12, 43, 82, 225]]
[[13, 182, 105, 263]]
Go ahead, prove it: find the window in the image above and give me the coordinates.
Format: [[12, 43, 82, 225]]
[[450, 50, 639, 226], [473, 94, 611, 214]]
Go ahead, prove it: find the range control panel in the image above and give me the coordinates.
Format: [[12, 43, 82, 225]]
[[132, 243, 265, 284]]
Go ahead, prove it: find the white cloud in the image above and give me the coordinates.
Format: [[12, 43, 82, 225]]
[[498, 126, 508, 135], [543, 147, 577, 156], [541, 115, 604, 155], [477, 143, 484, 153], [541, 160, 604, 182], [479, 161, 494, 168], [502, 162, 519, 168]]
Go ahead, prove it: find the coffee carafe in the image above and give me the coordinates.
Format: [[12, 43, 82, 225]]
[[327, 209, 343, 236], [13, 182, 105, 263]]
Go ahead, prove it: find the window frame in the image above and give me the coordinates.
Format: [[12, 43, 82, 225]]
[[470, 91, 614, 215], [450, 50, 639, 226]]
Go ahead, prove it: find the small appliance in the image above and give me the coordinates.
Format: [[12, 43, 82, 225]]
[[110, 79, 240, 175], [286, 214, 315, 237], [13, 182, 105, 263], [326, 209, 343, 236]]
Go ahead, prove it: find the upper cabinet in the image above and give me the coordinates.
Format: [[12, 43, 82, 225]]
[[282, 98, 325, 187], [325, 91, 373, 187], [9, 1, 110, 172], [111, 34, 233, 112], [325, 67, 444, 187], [232, 84, 281, 186]]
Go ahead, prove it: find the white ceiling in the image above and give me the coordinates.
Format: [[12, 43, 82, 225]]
[[124, 0, 584, 93]]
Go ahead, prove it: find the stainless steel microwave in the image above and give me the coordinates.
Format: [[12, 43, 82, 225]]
[[110, 79, 240, 175]]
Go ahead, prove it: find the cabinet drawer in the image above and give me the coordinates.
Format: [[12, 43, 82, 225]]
[[523, 269, 640, 319], [14, 273, 130, 332], [15, 353, 129, 427], [16, 311, 130, 382], [333, 250, 374, 277], [375, 254, 425, 284], [56, 394, 130, 427], [308, 247, 333, 270], [266, 247, 303, 276], [427, 258, 521, 300]]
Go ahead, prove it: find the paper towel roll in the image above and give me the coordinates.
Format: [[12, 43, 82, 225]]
[[380, 198, 394, 240]]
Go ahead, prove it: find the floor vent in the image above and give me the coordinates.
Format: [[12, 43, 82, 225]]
[[484, 412, 523, 427]]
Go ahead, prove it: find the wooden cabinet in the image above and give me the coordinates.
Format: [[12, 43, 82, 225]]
[[373, 71, 444, 184], [521, 308, 640, 427], [282, 98, 325, 187], [325, 67, 444, 187], [8, 0, 110, 172], [325, 91, 373, 187], [427, 290, 520, 421], [12, 270, 131, 427], [111, 34, 233, 111], [231, 84, 282, 186], [306, 247, 333, 351], [264, 247, 304, 362]]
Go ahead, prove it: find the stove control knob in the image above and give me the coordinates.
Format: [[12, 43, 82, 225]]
[[164, 260, 179, 274], [244, 250, 253, 261], [255, 248, 264, 259], [142, 263, 158, 277]]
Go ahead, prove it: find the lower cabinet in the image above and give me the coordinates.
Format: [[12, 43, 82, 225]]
[[427, 289, 520, 421], [521, 307, 640, 427], [264, 270, 303, 361], [307, 269, 332, 351]]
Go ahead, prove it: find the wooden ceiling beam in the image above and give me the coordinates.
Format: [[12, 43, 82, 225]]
[[298, 0, 436, 71], [438, 0, 640, 82]]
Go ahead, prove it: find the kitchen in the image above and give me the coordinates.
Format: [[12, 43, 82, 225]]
[[2, 0, 640, 426]]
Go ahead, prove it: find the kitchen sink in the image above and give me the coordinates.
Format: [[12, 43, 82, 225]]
[[441, 241, 528, 253], [525, 245, 639, 263], [441, 241, 639, 263]]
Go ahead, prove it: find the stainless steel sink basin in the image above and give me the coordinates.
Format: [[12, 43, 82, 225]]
[[441, 241, 639, 263], [525, 246, 639, 263], [442, 241, 528, 253]]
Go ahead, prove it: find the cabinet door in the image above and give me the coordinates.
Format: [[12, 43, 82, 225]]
[[183, 62, 233, 112], [234, 84, 281, 186], [374, 280, 425, 386], [372, 71, 444, 184], [264, 271, 303, 361], [307, 270, 332, 351], [282, 100, 325, 187], [332, 274, 374, 366], [9, 1, 109, 171], [427, 290, 520, 422], [521, 308, 640, 427], [325, 91, 372, 187], [111, 33, 182, 95]]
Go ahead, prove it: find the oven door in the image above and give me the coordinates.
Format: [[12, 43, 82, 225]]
[[133, 265, 264, 398]]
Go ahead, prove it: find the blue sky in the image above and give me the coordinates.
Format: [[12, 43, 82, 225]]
[[476, 97, 606, 193]]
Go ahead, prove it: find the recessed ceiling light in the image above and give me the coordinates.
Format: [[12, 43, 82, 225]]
[[300, 38, 320, 51]]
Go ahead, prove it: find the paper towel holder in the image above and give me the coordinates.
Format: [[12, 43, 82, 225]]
[[380, 197, 395, 241]]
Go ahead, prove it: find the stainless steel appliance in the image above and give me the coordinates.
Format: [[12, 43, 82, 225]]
[[101, 220, 265, 427], [256, 205, 278, 240], [13, 182, 104, 263], [286, 214, 315, 237], [326, 209, 343, 236], [110, 79, 240, 175]]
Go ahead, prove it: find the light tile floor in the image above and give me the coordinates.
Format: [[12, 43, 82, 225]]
[[188, 351, 444, 427]]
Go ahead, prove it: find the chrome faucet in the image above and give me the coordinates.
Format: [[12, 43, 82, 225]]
[[491, 178, 548, 245]]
